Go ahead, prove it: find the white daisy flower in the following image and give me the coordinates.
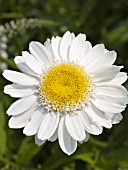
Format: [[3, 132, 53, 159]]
[[3, 31, 128, 155]]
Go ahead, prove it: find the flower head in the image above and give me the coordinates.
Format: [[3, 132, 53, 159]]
[[3, 31, 128, 155]]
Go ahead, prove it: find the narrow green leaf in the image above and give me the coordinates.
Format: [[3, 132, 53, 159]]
[[17, 137, 43, 164], [74, 153, 95, 164], [101, 20, 128, 47], [42, 143, 74, 170], [0, 55, 17, 70], [80, 0, 99, 24], [0, 13, 23, 19], [0, 93, 7, 154]]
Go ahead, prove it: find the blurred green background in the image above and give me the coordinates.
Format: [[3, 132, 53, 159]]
[[0, 0, 128, 169]]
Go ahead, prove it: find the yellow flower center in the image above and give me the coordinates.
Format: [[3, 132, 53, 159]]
[[40, 63, 91, 112]]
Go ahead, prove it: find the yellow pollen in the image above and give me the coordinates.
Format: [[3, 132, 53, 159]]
[[41, 63, 91, 112]]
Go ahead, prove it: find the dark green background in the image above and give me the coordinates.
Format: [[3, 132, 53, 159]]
[[0, 0, 128, 169]]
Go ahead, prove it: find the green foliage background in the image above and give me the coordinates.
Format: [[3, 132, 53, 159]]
[[0, 0, 128, 169]]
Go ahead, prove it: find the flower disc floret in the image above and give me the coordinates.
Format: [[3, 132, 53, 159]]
[[40, 63, 91, 112]]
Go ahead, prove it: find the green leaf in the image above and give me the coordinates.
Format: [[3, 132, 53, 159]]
[[80, 0, 100, 24], [0, 93, 7, 154], [89, 136, 107, 148], [101, 20, 128, 47], [0, 13, 23, 19], [17, 137, 43, 165], [42, 143, 74, 170], [106, 146, 128, 162], [0, 55, 17, 70], [74, 153, 95, 164]]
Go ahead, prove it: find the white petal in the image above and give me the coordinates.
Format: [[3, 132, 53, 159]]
[[59, 31, 74, 61], [87, 51, 117, 72], [22, 51, 42, 75], [38, 112, 59, 140], [105, 113, 123, 124], [96, 94, 126, 106], [29, 41, 51, 65], [9, 106, 35, 128], [58, 116, 77, 155], [110, 72, 128, 85], [35, 134, 46, 146], [29, 47, 44, 66], [14, 56, 37, 76], [84, 41, 92, 53], [103, 51, 117, 65], [7, 95, 37, 115], [79, 110, 103, 135], [83, 132, 89, 142], [48, 128, 58, 142], [69, 33, 86, 61], [95, 84, 128, 98], [3, 70, 38, 85], [33, 41, 54, 63], [93, 66, 120, 83], [4, 84, 36, 98], [123, 97, 128, 105], [92, 94, 125, 113], [23, 107, 45, 136], [85, 44, 105, 69], [65, 114, 85, 141], [111, 113, 123, 124], [79, 132, 89, 143], [77, 41, 92, 62], [86, 104, 112, 128], [70, 32, 75, 40], [80, 44, 105, 66], [51, 36, 61, 60], [44, 38, 55, 58], [35, 41, 54, 63]]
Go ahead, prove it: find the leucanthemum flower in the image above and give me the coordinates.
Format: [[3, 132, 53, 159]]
[[3, 31, 128, 155]]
